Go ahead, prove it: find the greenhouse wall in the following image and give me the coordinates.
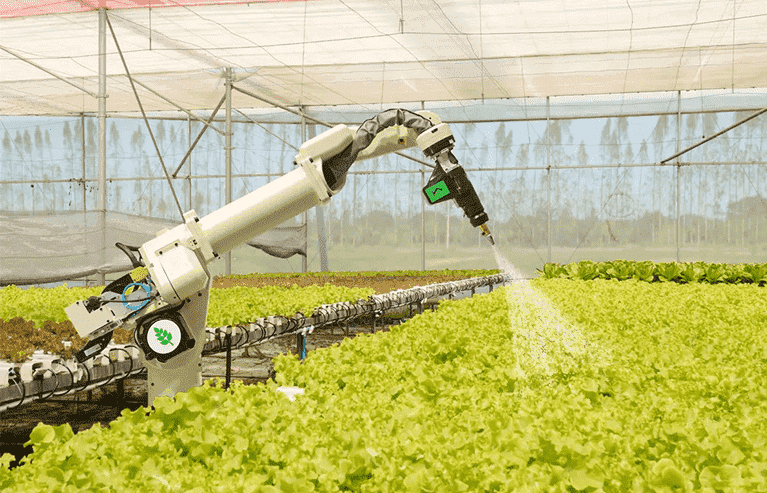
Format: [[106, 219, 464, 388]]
[[2, 103, 766, 284]]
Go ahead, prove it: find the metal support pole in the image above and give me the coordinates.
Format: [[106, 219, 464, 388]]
[[0, 45, 99, 99], [98, 8, 107, 286], [81, 113, 86, 212], [300, 108, 308, 273], [81, 112, 87, 284], [131, 78, 225, 136], [172, 95, 226, 178], [224, 67, 233, 276], [296, 332, 306, 360], [676, 91, 681, 262], [421, 168, 426, 271], [306, 121, 329, 271], [187, 116, 192, 210], [661, 106, 767, 164], [546, 96, 552, 263]]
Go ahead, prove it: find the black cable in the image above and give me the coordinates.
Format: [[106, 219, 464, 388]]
[[51, 360, 75, 397], [241, 324, 255, 346], [75, 362, 92, 394], [8, 368, 26, 410], [323, 109, 435, 190], [250, 322, 265, 344], [110, 347, 135, 381], [233, 325, 246, 347], [120, 344, 145, 375], [36, 368, 59, 401], [264, 319, 278, 340], [282, 316, 296, 336]]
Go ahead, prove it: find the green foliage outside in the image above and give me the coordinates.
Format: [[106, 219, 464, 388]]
[[539, 260, 767, 285], [3, 279, 767, 491]]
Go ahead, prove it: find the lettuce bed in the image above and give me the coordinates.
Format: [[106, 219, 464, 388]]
[[2, 279, 766, 492], [0, 284, 374, 362], [0, 284, 375, 329]]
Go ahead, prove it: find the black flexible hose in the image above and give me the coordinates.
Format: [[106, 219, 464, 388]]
[[36, 368, 59, 401], [51, 360, 75, 397], [75, 362, 91, 394], [8, 369, 26, 410], [323, 109, 434, 189]]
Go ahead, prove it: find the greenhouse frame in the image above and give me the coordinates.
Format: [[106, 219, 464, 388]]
[[2, 0, 767, 286]]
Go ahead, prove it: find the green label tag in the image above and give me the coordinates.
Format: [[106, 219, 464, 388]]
[[425, 180, 450, 203]]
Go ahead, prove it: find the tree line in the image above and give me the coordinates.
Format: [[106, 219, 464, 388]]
[[1, 111, 766, 249]]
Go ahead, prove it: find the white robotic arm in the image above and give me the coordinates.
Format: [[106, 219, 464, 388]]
[[65, 109, 493, 405]]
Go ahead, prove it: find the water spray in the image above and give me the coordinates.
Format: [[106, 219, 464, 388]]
[[490, 242, 593, 376]]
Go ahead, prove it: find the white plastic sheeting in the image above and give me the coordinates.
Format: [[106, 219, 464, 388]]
[[0, 211, 306, 285], [1, 0, 766, 116]]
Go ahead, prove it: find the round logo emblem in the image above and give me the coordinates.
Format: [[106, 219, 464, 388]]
[[147, 318, 181, 355]]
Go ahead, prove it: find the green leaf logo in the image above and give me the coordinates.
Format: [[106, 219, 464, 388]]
[[154, 327, 174, 346]]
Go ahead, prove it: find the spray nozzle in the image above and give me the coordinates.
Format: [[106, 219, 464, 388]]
[[479, 223, 495, 245]]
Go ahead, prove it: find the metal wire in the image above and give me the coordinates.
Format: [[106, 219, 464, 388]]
[[105, 12, 185, 221]]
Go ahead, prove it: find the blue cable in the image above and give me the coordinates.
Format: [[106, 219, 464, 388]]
[[122, 282, 151, 311]]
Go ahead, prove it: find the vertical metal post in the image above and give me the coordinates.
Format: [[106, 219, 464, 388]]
[[98, 8, 107, 286], [81, 112, 88, 285], [81, 113, 86, 212], [224, 67, 233, 276], [421, 168, 426, 271], [421, 100, 426, 271], [546, 96, 552, 263], [296, 332, 306, 360], [300, 108, 308, 273], [676, 90, 681, 263], [187, 115, 192, 210], [307, 122, 329, 271]]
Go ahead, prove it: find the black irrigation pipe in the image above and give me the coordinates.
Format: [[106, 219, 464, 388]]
[[0, 353, 145, 413]]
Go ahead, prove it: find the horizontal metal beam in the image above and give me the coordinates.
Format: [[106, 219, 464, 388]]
[[232, 84, 327, 126], [16, 90, 767, 124], [3, 161, 767, 186]]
